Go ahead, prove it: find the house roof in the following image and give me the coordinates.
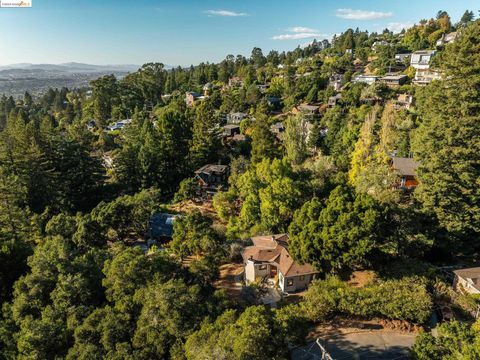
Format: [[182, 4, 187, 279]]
[[445, 32, 458, 40], [454, 267, 480, 292], [298, 104, 320, 112], [382, 74, 407, 81], [392, 157, 420, 177], [267, 96, 281, 103], [243, 234, 318, 277], [195, 164, 228, 175], [412, 50, 436, 55], [229, 112, 247, 117], [149, 213, 179, 239], [224, 124, 240, 130], [454, 267, 480, 280]]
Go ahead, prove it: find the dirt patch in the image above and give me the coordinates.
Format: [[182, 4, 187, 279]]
[[307, 316, 421, 341], [214, 263, 244, 299], [347, 270, 377, 288], [168, 200, 226, 230], [168, 200, 217, 217]]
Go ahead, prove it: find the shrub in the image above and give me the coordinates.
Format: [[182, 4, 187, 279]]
[[304, 276, 433, 324]]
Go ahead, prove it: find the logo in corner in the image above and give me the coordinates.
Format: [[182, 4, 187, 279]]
[[0, 0, 32, 7]]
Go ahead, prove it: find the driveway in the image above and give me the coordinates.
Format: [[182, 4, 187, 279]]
[[260, 287, 282, 307], [291, 331, 415, 360]]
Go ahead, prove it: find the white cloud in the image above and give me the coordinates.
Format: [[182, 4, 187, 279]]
[[204, 9, 248, 17], [272, 26, 327, 40], [287, 26, 319, 34], [386, 22, 414, 33], [272, 32, 328, 40], [336, 8, 393, 20]]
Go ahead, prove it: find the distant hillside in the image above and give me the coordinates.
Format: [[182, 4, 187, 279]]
[[0, 62, 144, 98], [0, 62, 141, 73]]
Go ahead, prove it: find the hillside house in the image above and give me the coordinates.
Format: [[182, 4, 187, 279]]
[[185, 91, 202, 106], [395, 53, 412, 65], [413, 69, 442, 86], [453, 267, 480, 295], [297, 104, 320, 118], [328, 93, 342, 108], [195, 164, 229, 198], [257, 84, 270, 93], [227, 112, 248, 124], [353, 75, 380, 85], [203, 83, 213, 96], [228, 77, 244, 87], [148, 213, 179, 242], [372, 40, 388, 50], [436, 31, 458, 46], [391, 157, 420, 190], [223, 124, 241, 138], [380, 74, 408, 87], [86, 119, 96, 130], [270, 122, 285, 140], [242, 234, 319, 293], [395, 94, 414, 110], [105, 119, 132, 132], [267, 96, 282, 109], [329, 74, 344, 92], [411, 50, 436, 70]]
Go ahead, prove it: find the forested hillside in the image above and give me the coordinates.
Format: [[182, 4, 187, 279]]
[[0, 10, 479, 360]]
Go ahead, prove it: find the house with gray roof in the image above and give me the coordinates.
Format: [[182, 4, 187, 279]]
[[391, 157, 420, 189], [148, 213, 179, 241], [453, 267, 480, 294]]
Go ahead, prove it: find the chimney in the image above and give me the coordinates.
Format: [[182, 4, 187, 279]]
[[272, 235, 278, 245]]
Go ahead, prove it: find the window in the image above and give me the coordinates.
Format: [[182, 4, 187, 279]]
[[259, 264, 267, 270], [287, 279, 294, 287], [299, 275, 305, 281]]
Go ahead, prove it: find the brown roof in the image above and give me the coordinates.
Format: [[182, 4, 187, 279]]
[[392, 157, 420, 177], [243, 234, 318, 277]]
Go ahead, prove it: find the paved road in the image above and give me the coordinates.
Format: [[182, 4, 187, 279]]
[[291, 331, 415, 360]]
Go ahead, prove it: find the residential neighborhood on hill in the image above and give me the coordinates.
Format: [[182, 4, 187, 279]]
[[1, 2, 480, 359]]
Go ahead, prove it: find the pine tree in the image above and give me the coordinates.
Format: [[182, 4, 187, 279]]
[[189, 100, 221, 169], [413, 21, 480, 238]]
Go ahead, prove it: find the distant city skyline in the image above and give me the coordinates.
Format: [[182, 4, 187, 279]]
[[0, 0, 477, 66]]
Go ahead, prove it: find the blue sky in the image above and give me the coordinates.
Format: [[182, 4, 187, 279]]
[[0, 0, 477, 66]]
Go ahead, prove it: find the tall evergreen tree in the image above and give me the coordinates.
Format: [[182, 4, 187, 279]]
[[413, 21, 480, 239]]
